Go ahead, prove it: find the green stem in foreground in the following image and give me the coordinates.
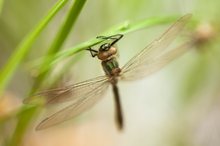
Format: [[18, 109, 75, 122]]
[[0, 0, 69, 96], [30, 0, 87, 94], [44, 16, 178, 72], [7, 105, 40, 146], [0, 0, 4, 14]]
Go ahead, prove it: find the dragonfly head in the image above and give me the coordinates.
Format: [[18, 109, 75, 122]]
[[99, 43, 111, 51], [98, 43, 117, 60]]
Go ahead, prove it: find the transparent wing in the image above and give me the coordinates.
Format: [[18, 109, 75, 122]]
[[120, 42, 193, 80], [24, 76, 109, 104], [121, 14, 192, 80], [36, 80, 110, 130]]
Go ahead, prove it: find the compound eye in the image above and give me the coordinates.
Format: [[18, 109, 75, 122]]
[[100, 43, 111, 51]]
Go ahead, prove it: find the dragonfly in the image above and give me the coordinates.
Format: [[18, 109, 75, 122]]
[[28, 14, 192, 130]]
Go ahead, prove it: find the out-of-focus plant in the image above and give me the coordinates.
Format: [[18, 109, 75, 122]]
[[0, 0, 3, 14], [163, 1, 220, 146], [0, 0, 86, 146], [0, 0, 70, 95]]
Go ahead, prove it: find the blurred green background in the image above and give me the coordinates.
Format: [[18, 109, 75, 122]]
[[0, 0, 220, 146]]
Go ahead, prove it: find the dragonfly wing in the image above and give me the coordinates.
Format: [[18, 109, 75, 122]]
[[36, 81, 110, 130], [120, 42, 192, 80], [24, 76, 109, 104], [121, 14, 191, 78]]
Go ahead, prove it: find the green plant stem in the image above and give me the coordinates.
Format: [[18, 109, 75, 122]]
[[0, 0, 4, 14], [0, 0, 69, 96], [64, 16, 177, 57], [7, 105, 40, 146], [42, 16, 178, 73], [30, 0, 87, 94]]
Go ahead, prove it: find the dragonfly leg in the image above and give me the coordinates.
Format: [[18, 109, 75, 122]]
[[97, 34, 123, 46], [86, 47, 98, 57]]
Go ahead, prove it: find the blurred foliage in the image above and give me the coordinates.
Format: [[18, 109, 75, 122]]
[[30, 0, 87, 95], [0, 0, 69, 95], [7, 105, 40, 146], [178, 0, 220, 104], [0, 0, 3, 14]]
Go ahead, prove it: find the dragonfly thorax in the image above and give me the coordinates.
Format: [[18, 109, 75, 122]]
[[101, 57, 121, 77], [98, 45, 117, 61]]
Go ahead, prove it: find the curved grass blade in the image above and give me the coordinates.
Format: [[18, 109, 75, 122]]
[[8, 105, 40, 146], [0, 0, 69, 95], [0, 0, 4, 14], [57, 15, 179, 60], [30, 0, 87, 94], [34, 15, 179, 76]]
